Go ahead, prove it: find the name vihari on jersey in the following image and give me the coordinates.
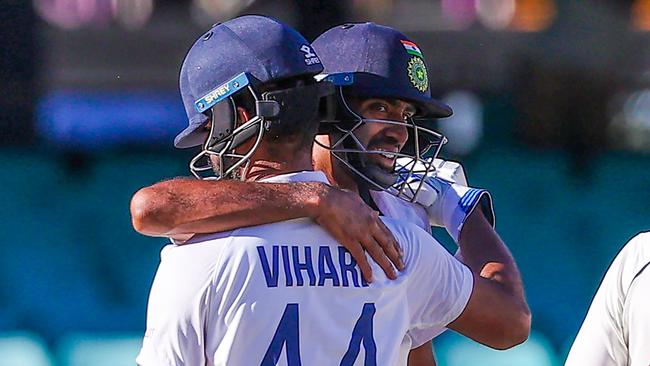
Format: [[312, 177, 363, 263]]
[[257, 245, 370, 288]]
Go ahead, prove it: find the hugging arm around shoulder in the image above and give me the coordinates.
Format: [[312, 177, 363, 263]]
[[130, 175, 404, 282], [130, 178, 322, 239]]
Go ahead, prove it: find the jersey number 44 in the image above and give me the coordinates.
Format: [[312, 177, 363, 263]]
[[261, 303, 377, 366]]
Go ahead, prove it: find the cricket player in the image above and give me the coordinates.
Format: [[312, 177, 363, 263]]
[[133, 20, 531, 365], [565, 232, 650, 366], [133, 22, 530, 365]]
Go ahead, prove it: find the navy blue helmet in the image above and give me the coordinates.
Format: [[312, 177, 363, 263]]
[[314, 22, 451, 118], [312, 22, 452, 201], [174, 15, 330, 179]]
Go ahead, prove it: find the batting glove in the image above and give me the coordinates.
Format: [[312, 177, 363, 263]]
[[394, 157, 495, 242]]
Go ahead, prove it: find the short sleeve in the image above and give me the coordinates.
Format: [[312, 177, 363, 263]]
[[385, 220, 473, 331], [136, 244, 216, 366], [409, 326, 447, 349]]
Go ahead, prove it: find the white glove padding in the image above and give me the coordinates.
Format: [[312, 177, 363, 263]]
[[394, 157, 469, 206], [394, 158, 495, 242], [432, 158, 468, 187], [422, 177, 495, 242]]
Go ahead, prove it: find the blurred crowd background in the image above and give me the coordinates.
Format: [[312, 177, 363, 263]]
[[2, 0, 650, 365]]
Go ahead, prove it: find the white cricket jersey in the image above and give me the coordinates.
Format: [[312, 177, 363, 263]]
[[565, 232, 650, 366], [370, 190, 429, 232], [370, 190, 449, 347], [137, 171, 473, 366]]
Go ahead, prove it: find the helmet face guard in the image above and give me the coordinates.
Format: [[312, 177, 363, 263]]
[[189, 72, 333, 180], [316, 73, 448, 202], [188, 105, 265, 180]]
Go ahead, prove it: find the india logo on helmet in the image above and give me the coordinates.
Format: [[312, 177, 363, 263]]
[[407, 56, 428, 92]]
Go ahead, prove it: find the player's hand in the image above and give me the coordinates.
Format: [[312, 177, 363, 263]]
[[420, 177, 495, 241], [394, 158, 495, 242], [393, 157, 468, 204], [310, 185, 404, 283]]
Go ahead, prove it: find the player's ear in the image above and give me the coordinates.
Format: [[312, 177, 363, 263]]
[[236, 106, 251, 124]]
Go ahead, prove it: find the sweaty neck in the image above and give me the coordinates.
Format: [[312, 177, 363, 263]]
[[312, 134, 359, 193], [244, 141, 314, 182]]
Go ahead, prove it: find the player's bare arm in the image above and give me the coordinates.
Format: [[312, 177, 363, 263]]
[[447, 208, 531, 349], [396, 158, 530, 349], [130, 178, 404, 281]]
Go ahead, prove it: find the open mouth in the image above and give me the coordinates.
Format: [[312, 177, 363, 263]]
[[368, 146, 399, 171]]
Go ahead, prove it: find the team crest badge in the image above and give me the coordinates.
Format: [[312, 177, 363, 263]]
[[407, 57, 428, 92]]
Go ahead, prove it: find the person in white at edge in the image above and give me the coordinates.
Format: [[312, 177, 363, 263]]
[[565, 232, 650, 366], [136, 16, 473, 365]]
